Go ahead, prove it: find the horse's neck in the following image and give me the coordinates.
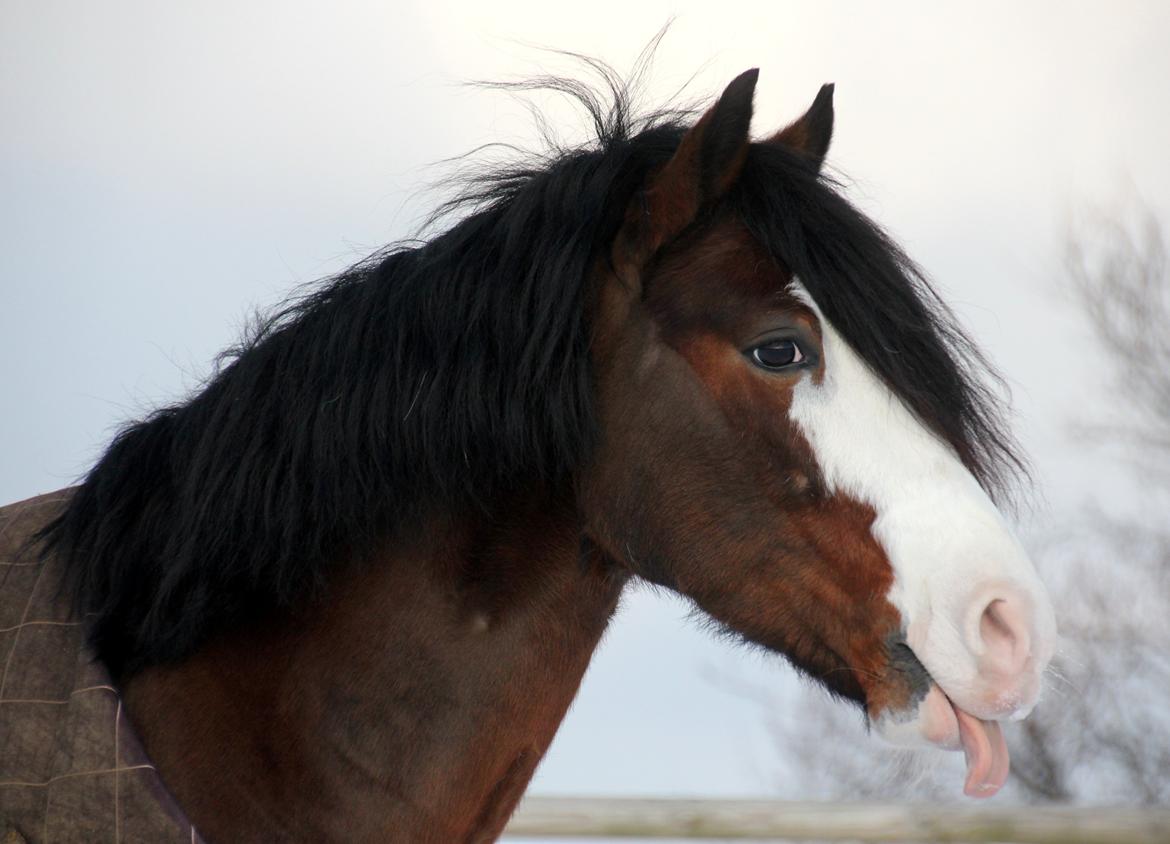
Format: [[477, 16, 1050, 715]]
[[121, 496, 626, 843]]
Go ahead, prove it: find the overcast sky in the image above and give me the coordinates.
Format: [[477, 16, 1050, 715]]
[[3, 0, 1168, 805]]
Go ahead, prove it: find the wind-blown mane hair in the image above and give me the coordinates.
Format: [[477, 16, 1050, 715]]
[[40, 62, 1022, 677]]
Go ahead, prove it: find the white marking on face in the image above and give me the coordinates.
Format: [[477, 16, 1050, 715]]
[[786, 280, 1055, 720]]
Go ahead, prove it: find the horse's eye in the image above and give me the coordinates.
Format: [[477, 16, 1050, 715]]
[[751, 340, 805, 370]]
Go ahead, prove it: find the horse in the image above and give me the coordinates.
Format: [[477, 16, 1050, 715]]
[[0, 66, 1057, 843]]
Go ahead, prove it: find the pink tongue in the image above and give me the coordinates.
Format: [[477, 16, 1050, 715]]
[[953, 705, 1010, 798]]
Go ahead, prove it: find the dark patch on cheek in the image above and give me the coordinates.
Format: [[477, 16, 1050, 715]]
[[577, 335, 721, 593]]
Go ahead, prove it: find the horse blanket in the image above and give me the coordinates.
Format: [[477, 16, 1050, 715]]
[[0, 492, 202, 843]]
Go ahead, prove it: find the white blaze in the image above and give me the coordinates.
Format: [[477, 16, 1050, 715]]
[[787, 281, 1055, 718]]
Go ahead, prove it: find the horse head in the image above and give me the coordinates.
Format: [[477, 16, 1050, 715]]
[[580, 70, 1057, 797]]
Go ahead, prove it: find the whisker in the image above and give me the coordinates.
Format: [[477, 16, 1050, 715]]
[[1042, 663, 1081, 694]]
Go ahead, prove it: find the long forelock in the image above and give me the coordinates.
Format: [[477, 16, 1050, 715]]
[[731, 144, 1026, 499]]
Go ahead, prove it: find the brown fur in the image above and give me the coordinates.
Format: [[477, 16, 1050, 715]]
[[122, 495, 625, 843]]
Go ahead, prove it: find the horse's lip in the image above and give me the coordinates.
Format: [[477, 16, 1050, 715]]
[[880, 637, 1011, 798], [885, 635, 935, 704]]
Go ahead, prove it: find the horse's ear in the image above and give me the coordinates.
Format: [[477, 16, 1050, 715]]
[[615, 68, 758, 270], [768, 83, 834, 171]]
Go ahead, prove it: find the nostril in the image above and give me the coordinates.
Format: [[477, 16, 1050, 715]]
[[978, 598, 1031, 677], [981, 600, 1013, 644]]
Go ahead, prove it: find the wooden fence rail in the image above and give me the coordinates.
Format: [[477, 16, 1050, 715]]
[[503, 797, 1170, 843]]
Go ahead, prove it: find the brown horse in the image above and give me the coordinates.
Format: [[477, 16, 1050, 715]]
[[1, 67, 1055, 842]]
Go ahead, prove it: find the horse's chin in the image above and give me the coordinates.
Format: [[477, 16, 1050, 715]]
[[873, 684, 1011, 799]]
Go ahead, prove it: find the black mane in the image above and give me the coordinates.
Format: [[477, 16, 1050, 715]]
[[41, 67, 1022, 676]]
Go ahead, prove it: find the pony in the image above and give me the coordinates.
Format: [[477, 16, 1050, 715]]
[[1, 65, 1056, 842]]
